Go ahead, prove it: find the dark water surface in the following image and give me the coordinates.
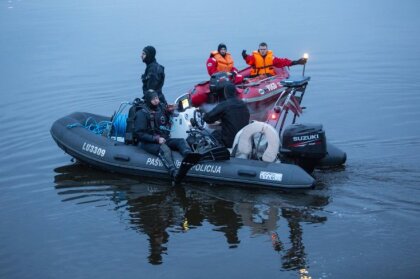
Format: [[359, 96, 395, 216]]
[[1, 0, 420, 278]]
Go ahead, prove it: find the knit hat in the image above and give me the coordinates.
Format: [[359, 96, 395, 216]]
[[217, 43, 227, 52], [144, 89, 159, 107]]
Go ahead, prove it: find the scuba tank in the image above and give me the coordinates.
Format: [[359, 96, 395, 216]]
[[124, 98, 145, 145]]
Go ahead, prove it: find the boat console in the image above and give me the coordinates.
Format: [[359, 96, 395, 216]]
[[280, 76, 311, 87]]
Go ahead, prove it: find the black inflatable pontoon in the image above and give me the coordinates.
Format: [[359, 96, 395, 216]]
[[50, 112, 315, 190]]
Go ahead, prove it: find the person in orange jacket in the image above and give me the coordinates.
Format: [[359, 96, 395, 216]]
[[242, 42, 306, 77], [206, 43, 243, 83]]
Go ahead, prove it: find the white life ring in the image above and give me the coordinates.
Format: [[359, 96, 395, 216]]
[[232, 121, 280, 162]]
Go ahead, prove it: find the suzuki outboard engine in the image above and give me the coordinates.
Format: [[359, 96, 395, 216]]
[[280, 123, 327, 173]]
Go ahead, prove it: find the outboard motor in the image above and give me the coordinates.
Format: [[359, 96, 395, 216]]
[[280, 123, 327, 173], [209, 72, 230, 93], [208, 72, 231, 103]]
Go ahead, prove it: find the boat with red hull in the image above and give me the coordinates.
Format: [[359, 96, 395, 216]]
[[189, 66, 290, 121]]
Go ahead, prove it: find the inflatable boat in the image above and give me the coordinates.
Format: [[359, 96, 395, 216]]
[[51, 111, 316, 190]]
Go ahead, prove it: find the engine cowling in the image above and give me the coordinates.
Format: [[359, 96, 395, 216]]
[[280, 123, 327, 173]]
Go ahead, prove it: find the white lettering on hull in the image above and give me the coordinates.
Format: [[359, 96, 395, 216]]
[[145, 158, 222, 174], [82, 142, 106, 157], [192, 163, 222, 174], [145, 157, 164, 167]]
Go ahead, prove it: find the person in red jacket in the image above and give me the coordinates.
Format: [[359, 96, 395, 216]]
[[207, 43, 243, 83], [242, 42, 306, 77]]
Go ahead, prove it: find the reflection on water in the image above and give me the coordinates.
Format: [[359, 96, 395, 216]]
[[54, 163, 329, 272]]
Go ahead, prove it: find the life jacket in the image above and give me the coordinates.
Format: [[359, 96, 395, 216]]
[[250, 50, 276, 76], [211, 51, 234, 72]]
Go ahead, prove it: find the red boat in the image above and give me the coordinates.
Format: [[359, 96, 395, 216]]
[[189, 66, 290, 122]]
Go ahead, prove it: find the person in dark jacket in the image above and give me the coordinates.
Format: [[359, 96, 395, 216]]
[[141, 45, 167, 104], [134, 90, 192, 179], [203, 83, 250, 148]]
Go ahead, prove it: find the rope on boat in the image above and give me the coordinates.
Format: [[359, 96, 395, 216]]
[[65, 101, 177, 138], [67, 117, 112, 135], [111, 102, 130, 138], [112, 113, 128, 137], [66, 102, 131, 138]]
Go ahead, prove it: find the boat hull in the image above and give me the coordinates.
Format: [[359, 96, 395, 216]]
[[51, 112, 315, 190]]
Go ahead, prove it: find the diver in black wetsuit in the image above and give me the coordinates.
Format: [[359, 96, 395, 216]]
[[141, 45, 166, 104], [134, 90, 194, 181]]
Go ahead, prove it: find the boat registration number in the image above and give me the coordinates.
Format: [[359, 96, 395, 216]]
[[260, 82, 280, 95], [265, 82, 278, 91], [82, 142, 106, 157], [259, 171, 283, 182]]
